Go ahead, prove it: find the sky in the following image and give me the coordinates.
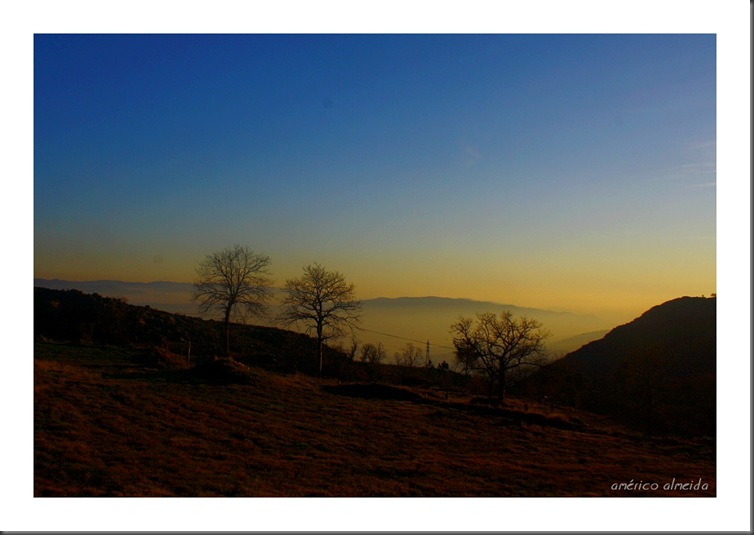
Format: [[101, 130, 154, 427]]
[[34, 33, 717, 318]]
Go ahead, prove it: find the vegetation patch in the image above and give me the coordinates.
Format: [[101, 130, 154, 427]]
[[322, 382, 425, 402], [185, 358, 268, 385]]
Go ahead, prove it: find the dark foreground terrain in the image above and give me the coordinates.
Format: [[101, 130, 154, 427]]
[[35, 341, 715, 497]]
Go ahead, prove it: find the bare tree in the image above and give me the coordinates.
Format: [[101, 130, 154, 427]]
[[277, 263, 362, 374], [395, 342, 423, 367], [360, 341, 386, 382], [192, 245, 273, 356], [360, 342, 386, 365], [450, 311, 550, 403], [346, 337, 360, 362]]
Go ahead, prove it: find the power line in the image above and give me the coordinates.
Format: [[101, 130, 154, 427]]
[[353, 325, 456, 352]]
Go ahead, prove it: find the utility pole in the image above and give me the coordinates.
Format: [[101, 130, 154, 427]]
[[426, 339, 431, 367]]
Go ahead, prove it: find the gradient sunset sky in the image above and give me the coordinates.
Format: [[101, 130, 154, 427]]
[[34, 33, 716, 317]]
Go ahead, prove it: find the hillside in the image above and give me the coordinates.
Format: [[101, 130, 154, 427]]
[[34, 286, 346, 375], [519, 296, 716, 437], [34, 287, 466, 387], [33, 287, 716, 496], [34, 278, 199, 316], [545, 329, 610, 357], [34, 341, 715, 497]]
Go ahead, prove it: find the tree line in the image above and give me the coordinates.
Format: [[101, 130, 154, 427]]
[[193, 244, 550, 401]]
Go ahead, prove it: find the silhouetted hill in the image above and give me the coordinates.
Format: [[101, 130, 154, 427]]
[[34, 287, 348, 375], [34, 278, 198, 315], [518, 296, 716, 437], [544, 330, 611, 357]]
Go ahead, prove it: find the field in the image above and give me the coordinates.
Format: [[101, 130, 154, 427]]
[[34, 341, 715, 497]]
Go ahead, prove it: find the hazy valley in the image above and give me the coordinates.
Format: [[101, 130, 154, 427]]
[[34, 279, 615, 361]]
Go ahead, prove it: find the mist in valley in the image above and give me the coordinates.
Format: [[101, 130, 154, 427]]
[[34, 278, 618, 362]]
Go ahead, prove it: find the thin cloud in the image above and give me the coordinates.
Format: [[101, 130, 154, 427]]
[[647, 161, 716, 184], [675, 162, 716, 173], [685, 140, 716, 152]]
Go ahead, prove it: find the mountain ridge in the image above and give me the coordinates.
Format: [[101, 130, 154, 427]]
[[363, 295, 588, 317]]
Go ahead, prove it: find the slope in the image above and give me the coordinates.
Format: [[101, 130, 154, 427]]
[[521, 296, 716, 437]]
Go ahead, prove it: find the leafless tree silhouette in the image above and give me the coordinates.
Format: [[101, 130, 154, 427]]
[[360, 342, 386, 365], [395, 342, 424, 367], [277, 263, 362, 374], [450, 311, 550, 403], [192, 245, 273, 356]]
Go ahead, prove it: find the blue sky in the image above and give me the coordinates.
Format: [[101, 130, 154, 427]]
[[34, 33, 716, 316]]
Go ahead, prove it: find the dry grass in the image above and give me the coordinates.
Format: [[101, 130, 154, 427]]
[[35, 342, 715, 497]]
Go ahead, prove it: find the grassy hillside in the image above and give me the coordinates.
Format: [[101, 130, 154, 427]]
[[35, 341, 715, 497]]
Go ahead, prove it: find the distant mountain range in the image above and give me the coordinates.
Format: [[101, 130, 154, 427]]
[[363, 296, 593, 319], [33, 279, 615, 358]]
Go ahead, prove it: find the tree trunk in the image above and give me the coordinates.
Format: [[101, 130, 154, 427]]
[[224, 307, 231, 357], [316, 322, 324, 375], [498, 359, 507, 404]]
